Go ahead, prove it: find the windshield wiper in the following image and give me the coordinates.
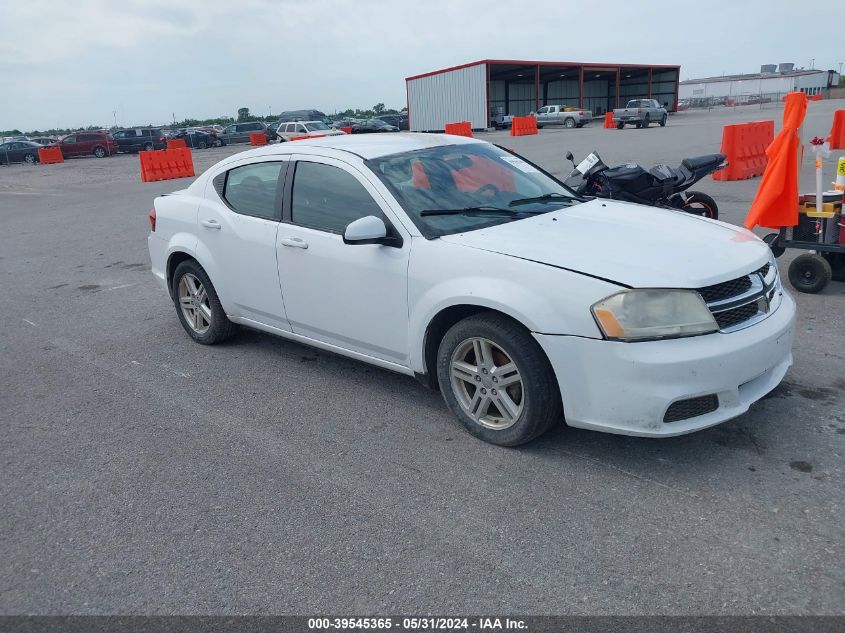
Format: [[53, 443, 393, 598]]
[[419, 206, 516, 217], [508, 192, 575, 207]]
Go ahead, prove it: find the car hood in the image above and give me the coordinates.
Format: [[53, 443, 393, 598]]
[[438, 199, 770, 288]]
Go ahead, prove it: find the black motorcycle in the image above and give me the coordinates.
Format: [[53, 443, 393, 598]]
[[565, 151, 727, 219]]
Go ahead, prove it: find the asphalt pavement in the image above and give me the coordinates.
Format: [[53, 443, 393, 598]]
[[0, 105, 843, 615]]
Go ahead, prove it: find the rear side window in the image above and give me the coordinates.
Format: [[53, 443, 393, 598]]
[[223, 162, 284, 220], [290, 162, 382, 233]]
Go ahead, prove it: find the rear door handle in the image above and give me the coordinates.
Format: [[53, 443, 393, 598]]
[[280, 237, 308, 249], [201, 219, 221, 230]]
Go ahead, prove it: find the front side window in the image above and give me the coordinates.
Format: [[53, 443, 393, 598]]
[[223, 162, 283, 220], [290, 161, 382, 233], [368, 143, 577, 238]]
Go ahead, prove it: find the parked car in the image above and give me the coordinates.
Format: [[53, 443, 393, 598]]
[[0, 140, 42, 164], [276, 109, 329, 125], [2, 135, 29, 143], [174, 130, 223, 149], [613, 99, 668, 128], [112, 128, 166, 152], [277, 121, 344, 141], [58, 131, 118, 158], [147, 134, 795, 446], [28, 137, 58, 145], [351, 119, 399, 133], [217, 122, 269, 145], [377, 114, 409, 130], [535, 105, 592, 129]]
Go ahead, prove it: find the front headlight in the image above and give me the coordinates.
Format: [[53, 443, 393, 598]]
[[591, 289, 718, 341]]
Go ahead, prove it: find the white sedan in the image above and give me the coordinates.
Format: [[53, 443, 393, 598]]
[[147, 134, 795, 445]]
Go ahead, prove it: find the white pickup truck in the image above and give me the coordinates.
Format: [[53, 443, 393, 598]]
[[535, 105, 592, 128], [613, 99, 668, 129]]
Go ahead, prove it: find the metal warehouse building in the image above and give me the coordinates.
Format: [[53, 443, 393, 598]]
[[679, 64, 840, 103], [405, 59, 681, 132]]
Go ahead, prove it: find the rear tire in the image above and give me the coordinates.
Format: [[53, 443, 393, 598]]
[[673, 191, 718, 219], [564, 118, 576, 128], [436, 312, 562, 446], [24, 153, 37, 164], [143, 142, 154, 151], [788, 254, 832, 294], [171, 260, 236, 344], [93, 146, 106, 158]]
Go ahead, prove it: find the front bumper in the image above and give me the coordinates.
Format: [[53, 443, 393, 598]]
[[534, 291, 796, 437]]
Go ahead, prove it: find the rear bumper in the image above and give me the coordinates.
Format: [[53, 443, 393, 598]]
[[534, 291, 796, 437]]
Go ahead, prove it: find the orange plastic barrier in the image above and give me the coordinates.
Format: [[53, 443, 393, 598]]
[[166, 138, 186, 149], [603, 112, 615, 129], [828, 110, 845, 149], [712, 120, 774, 181], [249, 132, 267, 146], [289, 134, 327, 142], [444, 121, 473, 137], [510, 115, 537, 137], [139, 148, 195, 183], [340, 126, 353, 134], [37, 146, 64, 164]]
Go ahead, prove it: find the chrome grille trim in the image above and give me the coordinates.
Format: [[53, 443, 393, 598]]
[[697, 262, 782, 333]]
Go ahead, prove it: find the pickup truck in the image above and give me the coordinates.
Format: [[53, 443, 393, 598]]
[[613, 99, 668, 129], [535, 105, 592, 128]]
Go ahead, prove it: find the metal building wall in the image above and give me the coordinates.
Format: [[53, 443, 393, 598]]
[[407, 63, 488, 131]]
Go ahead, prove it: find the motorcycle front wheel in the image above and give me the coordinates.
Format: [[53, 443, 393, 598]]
[[671, 191, 718, 220]]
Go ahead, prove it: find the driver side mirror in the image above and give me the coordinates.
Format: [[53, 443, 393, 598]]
[[343, 215, 400, 247], [565, 151, 576, 169]]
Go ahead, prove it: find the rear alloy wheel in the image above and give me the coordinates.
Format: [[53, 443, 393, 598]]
[[564, 118, 576, 129], [172, 261, 236, 344], [198, 141, 208, 150], [93, 146, 106, 158], [674, 191, 718, 220], [24, 153, 37, 164], [788, 254, 832, 294], [437, 312, 561, 446], [143, 142, 154, 151]]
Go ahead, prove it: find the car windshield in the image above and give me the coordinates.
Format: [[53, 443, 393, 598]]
[[305, 122, 329, 131], [367, 143, 578, 238]]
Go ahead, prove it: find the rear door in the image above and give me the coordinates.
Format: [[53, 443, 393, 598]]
[[198, 157, 291, 330]]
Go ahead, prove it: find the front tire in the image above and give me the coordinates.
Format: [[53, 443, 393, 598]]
[[616, 122, 624, 129], [788, 254, 832, 294], [198, 140, 208, 149], [436, 312, 562, 446], [171, 260, 236, 344], [642, 115, 650, 128], [660, 114, 667, 127], [673, 191, 718, 219]]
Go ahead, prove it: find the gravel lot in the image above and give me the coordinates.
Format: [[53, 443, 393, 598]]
[[1, 104, 843, 615]]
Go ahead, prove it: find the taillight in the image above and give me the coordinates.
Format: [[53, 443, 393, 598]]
[[149, 208, 156, 232]]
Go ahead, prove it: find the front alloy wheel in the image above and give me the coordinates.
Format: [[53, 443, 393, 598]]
[[450, 337, 524, 429], [436, 312, 562, 446]]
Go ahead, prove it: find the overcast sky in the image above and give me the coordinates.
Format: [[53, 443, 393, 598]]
[[1, 0, 841, 131]]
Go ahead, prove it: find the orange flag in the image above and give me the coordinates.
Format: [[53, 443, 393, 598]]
[[744, 92, 808, 229]]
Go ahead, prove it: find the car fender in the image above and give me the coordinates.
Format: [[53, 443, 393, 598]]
[[407, 241, 616, 373]]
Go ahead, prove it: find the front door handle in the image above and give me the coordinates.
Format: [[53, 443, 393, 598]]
[[201, 219, 221, 230], [280, 237, 308, 249]]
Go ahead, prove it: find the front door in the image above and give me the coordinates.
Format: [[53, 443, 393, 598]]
[[275, 156, 410, 365], [197, 157, 291, 331]]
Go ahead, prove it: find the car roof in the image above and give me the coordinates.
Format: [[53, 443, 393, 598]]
[[231, 132, 483, 161]]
